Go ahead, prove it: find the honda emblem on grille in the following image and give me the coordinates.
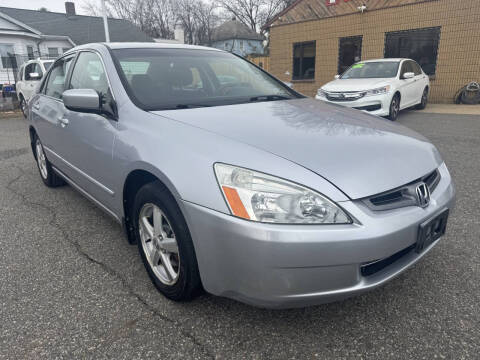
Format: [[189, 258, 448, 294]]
[[415, 183, 430, 208]]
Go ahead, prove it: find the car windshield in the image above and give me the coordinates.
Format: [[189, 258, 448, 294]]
[[112, 48, 300, 110], [43, 61, 53, 70], [341, 61, 400, 79]]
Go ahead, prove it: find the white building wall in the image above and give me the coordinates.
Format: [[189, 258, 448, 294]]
[[0, 34, 39, 83], [0, 34, 72, 83], [38, 39, 73, 59]]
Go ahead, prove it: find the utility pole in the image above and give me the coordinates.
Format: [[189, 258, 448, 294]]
[[101, 0, 110, 42]]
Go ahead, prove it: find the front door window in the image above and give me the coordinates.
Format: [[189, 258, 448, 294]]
[[44, 57, 73, 99]]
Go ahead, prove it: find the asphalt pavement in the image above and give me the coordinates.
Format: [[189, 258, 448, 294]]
[[0, 110, 479, 359]]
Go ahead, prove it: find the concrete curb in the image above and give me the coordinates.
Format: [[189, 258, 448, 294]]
[[0, 111, 23, 119], [419, 104, 480, 115]]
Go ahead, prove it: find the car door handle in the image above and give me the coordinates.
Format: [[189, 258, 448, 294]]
[[57, 117, 69, 127]]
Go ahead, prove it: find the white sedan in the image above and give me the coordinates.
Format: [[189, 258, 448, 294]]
[[315, 58, 430, 121]]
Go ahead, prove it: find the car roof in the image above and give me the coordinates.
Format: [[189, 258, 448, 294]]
[[360, 58, 410, 63], [75, 42, 223, 52]]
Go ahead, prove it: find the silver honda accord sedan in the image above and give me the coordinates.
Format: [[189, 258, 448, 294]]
[[28, 43, 455, 308]]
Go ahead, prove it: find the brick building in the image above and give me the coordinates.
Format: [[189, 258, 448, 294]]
[[264, 0, 480, 103]]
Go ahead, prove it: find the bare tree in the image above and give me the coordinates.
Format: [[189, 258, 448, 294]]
[[174, 0, 197, 44], [83, 0, 175, 39], [172, 0, 220, 45], [217, 0, 286, 32], [192, 1, 219, 45]]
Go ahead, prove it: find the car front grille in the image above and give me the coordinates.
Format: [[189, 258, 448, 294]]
[[362, 169, 441, 211], [325, 91, 366, 102]]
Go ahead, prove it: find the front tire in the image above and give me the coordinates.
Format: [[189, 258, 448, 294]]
[[415, 88, 428, 110], [387, 93, 400, 121], [133, 181, 202, 301], [33, 135, 65, 187], [20, 96, 27, 118]]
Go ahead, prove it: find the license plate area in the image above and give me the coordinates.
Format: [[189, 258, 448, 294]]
[[416, 209, 449, 253]]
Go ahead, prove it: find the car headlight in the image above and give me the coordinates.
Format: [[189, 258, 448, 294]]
[[364, 85, 390, 97], [316, 89, 327, 98], [214, 163, 351, 224]]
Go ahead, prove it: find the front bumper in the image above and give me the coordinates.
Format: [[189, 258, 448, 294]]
[[181, 164, 455, 308], [315, 93, 392, 117]]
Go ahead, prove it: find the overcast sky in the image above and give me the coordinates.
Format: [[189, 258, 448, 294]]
[[0, 0, 91, 15]]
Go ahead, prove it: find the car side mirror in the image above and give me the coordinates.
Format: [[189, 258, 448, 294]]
[[402, 72, 415, 79], [29, 72, 41, 80], [63, 89, 101, 113], [334, 74, 340, 79]]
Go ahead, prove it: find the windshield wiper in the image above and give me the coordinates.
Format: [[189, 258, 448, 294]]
[[174, 104, 212, 109], [249, 94, 293, 102]]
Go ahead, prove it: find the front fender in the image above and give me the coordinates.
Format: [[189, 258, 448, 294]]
[[113, 110, 349, 219]]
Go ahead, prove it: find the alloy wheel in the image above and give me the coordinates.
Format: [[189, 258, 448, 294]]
[[421, 90, 428, 107], [35, 140, 48, 179], [139, 203, 180, 285], [390, 96, 399, 120]]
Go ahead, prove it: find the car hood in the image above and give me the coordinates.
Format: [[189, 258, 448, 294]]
[[322, 78, 391, 92], [152, 98, 442, 199]]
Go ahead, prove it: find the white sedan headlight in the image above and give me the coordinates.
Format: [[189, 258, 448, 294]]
[[316, 89, 327, 98], [364, 85, 390, 97], [214, 163, 351, 224]]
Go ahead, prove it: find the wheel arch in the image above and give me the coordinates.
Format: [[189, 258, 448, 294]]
[[29, 126, 37, 160], [122, 166, 182, 244]]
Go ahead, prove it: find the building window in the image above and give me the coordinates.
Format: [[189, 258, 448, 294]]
[[293, 41, 315, 80], [385, 27, 441, 76], [239, 40, 244, 50], [338, 36, 362, 75], [0, 44, 17, 69], [27, 46, 35, 60], [224, 42, 229, 50], [48, 47, 59, 59]]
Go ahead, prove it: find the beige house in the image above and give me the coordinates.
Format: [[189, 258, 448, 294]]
[[264, 0, 480, 103]]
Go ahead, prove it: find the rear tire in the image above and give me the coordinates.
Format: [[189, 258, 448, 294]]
[[33, 135, 65, 187], [133, 181, 202, 301], [387, 93, 400, 121], [415, 88, 428, 110]]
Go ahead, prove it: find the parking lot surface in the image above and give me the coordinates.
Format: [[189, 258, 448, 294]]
[[1, 111, 479, 359]]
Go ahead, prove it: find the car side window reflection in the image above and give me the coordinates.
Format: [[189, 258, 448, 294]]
[[44, 57, 73, 99], [69, 52, 109, 97]]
